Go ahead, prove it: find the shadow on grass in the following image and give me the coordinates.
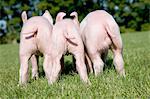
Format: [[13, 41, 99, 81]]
[[38, 64, 45, 77], [61, 58, 115, 75], [103, 58, 115, 71], [61, 60, 77, 75], [38, 60, 77, 78], [37, 58, 115, 78]]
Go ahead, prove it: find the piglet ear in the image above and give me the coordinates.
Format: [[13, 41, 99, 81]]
[[70, 11, 78, 19], [70, 11, 79, 27], [21, 11, 27, 24], [43, 10, 53, 25], [55, 12, 66, 23]]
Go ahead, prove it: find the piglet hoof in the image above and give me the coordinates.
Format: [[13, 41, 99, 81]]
[[18, 81, 27, 87], [89, 70, 94, 74], [48, 80, 55, 85], [94, 70, 103, 77], [82, 78, 91, 86], [32, 73, 39, 80], [119, 69, 126, 77], [94, 66, 104, 77], [87, 68, 94, 74], [87, 80, 91, 86]]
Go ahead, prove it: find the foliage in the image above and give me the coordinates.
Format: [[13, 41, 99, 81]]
[[0, 32, 19, 44], [141, 23, 150, 31], [0, 31, 150, 98], [0, 0, 150, 44]]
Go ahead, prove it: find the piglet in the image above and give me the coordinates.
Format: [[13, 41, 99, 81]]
[[49, 12, 91, 85], [19, 10, 53, 85], [80, 10, 125, 76]]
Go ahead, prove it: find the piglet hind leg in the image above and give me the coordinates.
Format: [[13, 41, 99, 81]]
[[106, 23, 125, 76], [19, 54, 31, 85], [85, 52, 93, 74], [30, 55, 39, 80], [43, 54, 53, 85], [50, 56, 62, 84], [89, 52, 104, 76], [112, 49, 125, 77], [74, 53, 91, 85]]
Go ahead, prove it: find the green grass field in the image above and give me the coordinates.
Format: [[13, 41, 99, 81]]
[[0, 31, 150, 98]]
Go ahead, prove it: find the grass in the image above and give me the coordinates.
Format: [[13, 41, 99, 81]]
[[0, 31, 150, 98]]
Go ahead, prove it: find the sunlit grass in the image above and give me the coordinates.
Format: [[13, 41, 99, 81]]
[[0, 31, 150, 98]]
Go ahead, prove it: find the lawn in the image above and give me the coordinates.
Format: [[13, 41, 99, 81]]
[[0, 31, 150, 98]]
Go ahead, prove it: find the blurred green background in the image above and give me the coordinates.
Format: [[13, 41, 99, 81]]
[[0, 0, 150, 44]]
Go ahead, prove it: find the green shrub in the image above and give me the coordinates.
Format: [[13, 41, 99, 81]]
[[0, 32, 20, 44], [120, 26, 136, 33], [141, 23, 150, 31]]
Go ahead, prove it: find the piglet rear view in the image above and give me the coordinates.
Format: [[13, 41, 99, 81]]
[[80, 10, 125, 76], [49, 12, 90, 85], [19, 10, 53, 85]]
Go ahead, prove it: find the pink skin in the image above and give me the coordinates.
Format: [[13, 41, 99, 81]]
[[49, 12, 90, 84], [56, 12, 93, 74], [19, 10, 53, 85], [22, 11, 39, 80], [80, 10, 125, 76], [70, 12, 93, 74], [55, 12, 66, 22]]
